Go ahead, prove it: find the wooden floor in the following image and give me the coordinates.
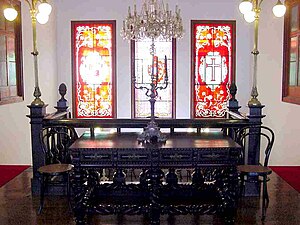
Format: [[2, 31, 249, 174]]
[[0, 168, 299, 225]]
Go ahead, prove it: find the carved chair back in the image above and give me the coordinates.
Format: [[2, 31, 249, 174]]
[[40, 126, 78, 165], [236, 125, 275, 166]]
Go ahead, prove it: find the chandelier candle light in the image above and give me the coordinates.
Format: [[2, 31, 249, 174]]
[[121, 0, 184, 143], [3, 0, 52, 106], [239, 0, 286, 106]]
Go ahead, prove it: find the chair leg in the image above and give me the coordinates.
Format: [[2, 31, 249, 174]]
[[38, 174, 46, 214], [240, 174, 245, 196], [67, 172, 72, 211], [265, 179, 270, 208], [261, 175, 268, 221]]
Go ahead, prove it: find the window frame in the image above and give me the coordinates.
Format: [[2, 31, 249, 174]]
[[282, 0, 300, 105], [190, 20, 236, 118], [71, 20, 117, 118], [0, 0, 23, 105], [130, 39, 176, 118]]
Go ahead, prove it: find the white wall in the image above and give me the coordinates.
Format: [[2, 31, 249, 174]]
[[0, 0, 57, 165], [1, 0, 299, 166], [56, 0, 253, 118], [258, 0, 300, 165]]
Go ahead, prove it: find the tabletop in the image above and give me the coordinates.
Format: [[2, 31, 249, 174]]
[[69, 132, 241, 150]]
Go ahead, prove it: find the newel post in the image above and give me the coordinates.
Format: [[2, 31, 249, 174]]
[[247, 104, 265, 165], [55, 83, 68, 114], [245, 104, 265, 196], [227, 83, 241, 139], [27, 104, 48, 194], [228, 83, 241, 113]]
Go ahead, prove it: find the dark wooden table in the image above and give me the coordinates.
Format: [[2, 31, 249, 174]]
[[69, 132, 241, 225]]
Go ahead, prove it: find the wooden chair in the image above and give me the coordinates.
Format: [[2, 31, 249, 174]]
[[236, 125, 275, 221], [38, 126, 78, 214]]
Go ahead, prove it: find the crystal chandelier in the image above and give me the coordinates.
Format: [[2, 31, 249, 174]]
[[121, 0, 184, 41]]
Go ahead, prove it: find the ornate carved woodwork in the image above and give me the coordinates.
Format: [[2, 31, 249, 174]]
[[69, 132, 241, 225]]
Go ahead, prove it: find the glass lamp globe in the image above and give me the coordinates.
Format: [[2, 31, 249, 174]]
[[272, 1, 286, 17], [239, 0, 253, 14], [244, 11, 256, 23], [38, 2, 52, 15], [3, 8, 18, 21], [36, 13, 49, 24]]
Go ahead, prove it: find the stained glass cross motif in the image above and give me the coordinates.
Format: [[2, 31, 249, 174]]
[[206, 57, 220, 82], [192, 21, 236, 118]]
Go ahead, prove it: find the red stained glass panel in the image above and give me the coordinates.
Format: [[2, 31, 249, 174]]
[[72, 22, 115, 118], [192, 21, 235, 118]]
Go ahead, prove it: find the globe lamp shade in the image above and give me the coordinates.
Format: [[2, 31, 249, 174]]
[[272, 0, 286, 17], [36, 13, 49, 24], [38, 2, 52, 15], [244, 10, 256, 23], [239, 0, 253, 14], [4, 7, 18, 21]]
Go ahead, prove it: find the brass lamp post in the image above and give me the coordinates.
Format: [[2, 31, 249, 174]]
[[239, 0, 286, 106], [3, 0, 52, 106]]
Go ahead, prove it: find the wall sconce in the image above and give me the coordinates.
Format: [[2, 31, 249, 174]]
[[239, 0, 286, 106], [3, 0, 52, 106]]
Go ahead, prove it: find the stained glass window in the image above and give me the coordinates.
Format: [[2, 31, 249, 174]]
[[72, 21, 116, 118], [191, 21, 236, 118], [132, 38, 175, 118]]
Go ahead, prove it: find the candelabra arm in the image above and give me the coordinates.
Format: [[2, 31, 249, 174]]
[[156, 79, 168, 91]]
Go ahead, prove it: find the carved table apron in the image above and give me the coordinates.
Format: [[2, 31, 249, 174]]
[[69, 132, 241, 225]]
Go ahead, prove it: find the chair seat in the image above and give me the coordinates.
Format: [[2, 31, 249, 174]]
[[237, 165, 272, 175], [38, 164, 73, 175]]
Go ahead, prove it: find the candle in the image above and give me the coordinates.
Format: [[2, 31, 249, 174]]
[[164, 55, 168, 80], [156, 56, 159, 83], [151, 55, 155, 81]]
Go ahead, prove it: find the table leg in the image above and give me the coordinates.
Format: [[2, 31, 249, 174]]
[[218, 167, 239, 225], [166, 168, 178, 186], [113, 169, 126, 185], [139, 169, 147, 187], [148, 169, 163, 225], [191, 168, 204, 186]]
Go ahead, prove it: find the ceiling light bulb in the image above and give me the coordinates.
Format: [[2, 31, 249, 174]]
[[272, 0, 286, 17], [239, 0, 253, 14], [36, 13, 49, 24], [244, 10, 256, 23], [3, 7, 18, 21], [38, 2, 52, 16]]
